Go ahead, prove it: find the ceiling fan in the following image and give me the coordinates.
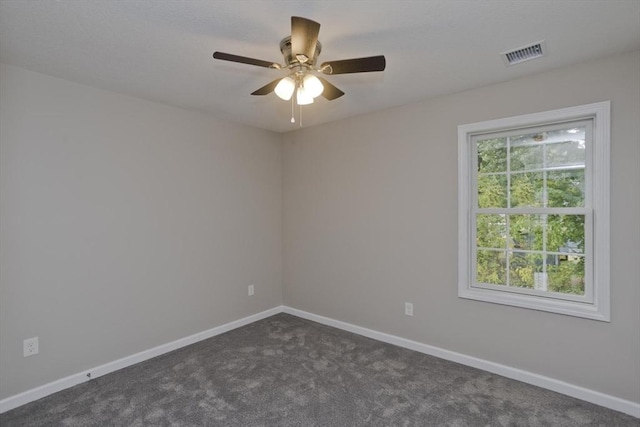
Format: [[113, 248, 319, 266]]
[[213, 16, 386, 124]]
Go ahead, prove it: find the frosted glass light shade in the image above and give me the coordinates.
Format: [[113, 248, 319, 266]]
[[303, 74, 324, 98], [274, 77, 295, 100], [296, 86, 314, 105]]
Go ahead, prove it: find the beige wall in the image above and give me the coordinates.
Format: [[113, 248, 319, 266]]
[[0, 64, 283, 399], [282, 51, 640, 403], [2, 50, 639, 406]]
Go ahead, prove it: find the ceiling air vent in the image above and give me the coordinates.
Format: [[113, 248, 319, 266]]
[[501, 41, 547, 66]]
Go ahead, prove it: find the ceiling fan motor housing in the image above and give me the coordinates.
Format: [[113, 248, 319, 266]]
[[280, 36, 322, 67]]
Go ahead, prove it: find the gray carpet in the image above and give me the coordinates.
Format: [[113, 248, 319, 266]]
[[1, 313, 638, 426]]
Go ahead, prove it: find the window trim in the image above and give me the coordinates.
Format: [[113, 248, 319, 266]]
[[458, 102, 610, 321]]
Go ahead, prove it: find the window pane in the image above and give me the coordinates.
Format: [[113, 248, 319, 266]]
[[547, 215, 585, 254], [547, 169, 585, 207], [509, 251, 543, 289], [547, 256, 585, 295], [511, 144, 543, 171], [478, 174, 507, 208], [510, 172, 544, 207], [476, 214, 506, 249], [545, 127, 586, 168], [509, 214, 544, 251], [476, 250, 507, 285], [477, 138, 507, 173]]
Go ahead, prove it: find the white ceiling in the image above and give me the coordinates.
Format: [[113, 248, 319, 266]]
[[1, 1, 639, 133]]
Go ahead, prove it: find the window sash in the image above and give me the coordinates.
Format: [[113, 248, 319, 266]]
[[467, 119, 593, 303], [471, 119, 593, 210]]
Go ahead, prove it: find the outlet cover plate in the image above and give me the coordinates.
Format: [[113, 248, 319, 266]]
[[24, 337, 39, 357], [405, 302, 414, 316]]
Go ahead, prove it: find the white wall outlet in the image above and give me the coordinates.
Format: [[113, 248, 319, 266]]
[[23, 337, 39, 357], [248, 285, 255, 296], [405, 302, 414, 316]]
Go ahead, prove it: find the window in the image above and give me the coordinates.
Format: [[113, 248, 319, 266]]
[[458, 102, 610, 321]]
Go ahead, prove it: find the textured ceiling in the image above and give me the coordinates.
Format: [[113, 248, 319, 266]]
[[1, 0, 639, 133]]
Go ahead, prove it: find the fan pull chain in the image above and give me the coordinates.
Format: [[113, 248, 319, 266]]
[[299, 105, 303, 127], [290, 96, 295, 123]]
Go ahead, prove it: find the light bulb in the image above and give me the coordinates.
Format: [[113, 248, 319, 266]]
[[296, 86, 314, 105], [302, 74, 324, 99], [274, 77, 295, 100]]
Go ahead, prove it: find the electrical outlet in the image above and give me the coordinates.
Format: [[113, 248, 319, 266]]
[[404, 302, 414, 317], [23, 337, 39, 357], [248, 285, 255, 296]]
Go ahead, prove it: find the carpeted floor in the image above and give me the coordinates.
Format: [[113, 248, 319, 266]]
[[1, 313, 638, 426]]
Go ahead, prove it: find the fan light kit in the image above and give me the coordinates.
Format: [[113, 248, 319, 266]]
[[213, 16, 386, 126]]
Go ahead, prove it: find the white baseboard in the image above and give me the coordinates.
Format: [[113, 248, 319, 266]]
[[283, 306, 640, 418], [0, 306, 283, 414], [3, 305, 638, 418]]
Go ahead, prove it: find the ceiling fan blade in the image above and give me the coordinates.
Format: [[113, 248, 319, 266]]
[[251, 79, 282, 96], [213, 51, 277, 68], [320, 55, 386, 74], [291, 16, 321, 64], [316, 76, 345, 100]]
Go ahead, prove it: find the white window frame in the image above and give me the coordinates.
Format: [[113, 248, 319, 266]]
[[458, 102, 610, 321]]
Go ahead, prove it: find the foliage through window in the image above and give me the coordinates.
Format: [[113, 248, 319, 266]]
[[458, 103, 610, 321]]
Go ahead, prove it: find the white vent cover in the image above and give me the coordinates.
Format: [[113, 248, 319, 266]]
[[501, 41, 547, 66]]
